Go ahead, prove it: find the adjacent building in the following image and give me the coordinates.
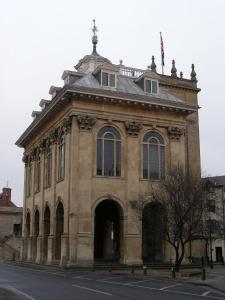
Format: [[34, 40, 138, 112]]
[[0, 187, 22, 260], [16, 24, 202, 266]]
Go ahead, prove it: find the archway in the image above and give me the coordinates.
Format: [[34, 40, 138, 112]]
[[94, 199, 123, 262], [43, 206, 50, 261], [142, 202, 166, 262], [33, 210, 39, 260], [55, 202, 64, 260]]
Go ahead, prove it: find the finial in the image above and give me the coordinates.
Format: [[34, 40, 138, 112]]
[[119, 59, 123, 65], [171, 59, 177, 78], [92, 18, 98, 54], [150, 56, 157, 72], [190, 64, 197, 81], [180, 71, 183, 79], [6, 180, 9, 187]]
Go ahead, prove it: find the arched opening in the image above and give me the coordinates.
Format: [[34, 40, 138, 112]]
[[94, 200, 123, 262], [33, 210, 39, 260], [55, 202, 64, 260], [26, 212, 30, 237], [43, 206, 50, 261], [142, 202, 166, 262]]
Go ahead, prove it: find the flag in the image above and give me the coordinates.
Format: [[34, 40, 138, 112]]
[[160, 32, 165, 66]]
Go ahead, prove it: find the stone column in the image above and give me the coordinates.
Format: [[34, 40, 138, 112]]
[[60, 234, 69, 266], [20, 237, 27, 261], [124, 121, 143, 265], [47, 235, 55, 264], [76, 115, 96, 266], [36, 236, 43, 264], [27, 237, 33, 261]]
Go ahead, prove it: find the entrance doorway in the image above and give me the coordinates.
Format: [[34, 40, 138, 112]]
[[216, 247, 223, 262], [94, 200, 123, 262], [55, 202, 64, 260], [142, 202, 165, 262], [43, 206, 50, 261]]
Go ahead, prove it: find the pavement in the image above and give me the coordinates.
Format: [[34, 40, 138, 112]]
[[0, 261, 225, 300]]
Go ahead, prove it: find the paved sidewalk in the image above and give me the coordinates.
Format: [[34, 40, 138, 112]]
[[190, 265, 225, 293]]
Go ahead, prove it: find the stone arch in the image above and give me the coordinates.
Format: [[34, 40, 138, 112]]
[[43, 205, 50, 261], [94, 197, 124, 262], [142, 201, 166, 262], [55, 201, 64, 260]]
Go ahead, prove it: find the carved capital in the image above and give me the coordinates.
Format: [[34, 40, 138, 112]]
[[124, 121, 142, 136], [77, 115, 96, 130], [22, 153, 29, 164], [62, 116, 73, 134], [49, 128, 58, 144], [168, 126, 185, 140]]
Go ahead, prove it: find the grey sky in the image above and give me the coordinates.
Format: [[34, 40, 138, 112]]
[[0, 0, 225, 206]]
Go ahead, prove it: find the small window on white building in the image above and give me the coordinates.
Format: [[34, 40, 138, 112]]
[[145, 79, 158, 94], [101, 72, 116, 87]]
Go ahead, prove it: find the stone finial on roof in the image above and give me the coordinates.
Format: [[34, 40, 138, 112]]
[[190, 64, 197, 81], [92, 18, 98, 55], [171, 59, 177, 78], [150, 56, 157, 72], [180, 71, 183, 79]]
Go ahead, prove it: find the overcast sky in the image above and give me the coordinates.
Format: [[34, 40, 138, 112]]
[[0, 0, 225, 206]]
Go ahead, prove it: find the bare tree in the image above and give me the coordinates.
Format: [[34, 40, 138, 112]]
[[132, 165, 206, 271]]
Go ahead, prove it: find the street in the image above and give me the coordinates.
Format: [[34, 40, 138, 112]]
[[0, 262, 225, 300]]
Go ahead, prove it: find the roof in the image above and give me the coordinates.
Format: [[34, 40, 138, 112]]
[[73, 73, 184, 104], [202, 176, 225, 187]]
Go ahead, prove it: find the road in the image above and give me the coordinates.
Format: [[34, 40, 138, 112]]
[[0, 262, 225, 300]]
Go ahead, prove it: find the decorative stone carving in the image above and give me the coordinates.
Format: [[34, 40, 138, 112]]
[[168, 126, 185, 140], [39, 138, 47, 153], [124, 121, 143, 136], [22, 153, 29, 164], [49, 128, 58, 144], [77, 115, 96, 130], [62, 116, 73, 134]]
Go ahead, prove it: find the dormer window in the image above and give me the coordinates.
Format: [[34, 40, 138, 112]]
[[102, 72, 116, 87], [145, 79, 158, 94]]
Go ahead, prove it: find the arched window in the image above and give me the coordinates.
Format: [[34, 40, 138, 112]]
[[45, 147, 52, 187], [97, 126, 121, 177], [26, 162, 32, 197], [35, 155, 41, 192], [143, 131, 165, 180], [58, 135, 65, 181]]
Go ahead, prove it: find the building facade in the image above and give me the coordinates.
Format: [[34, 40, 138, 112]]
[[203, 176, 225, 263], [0, 187, 22, 260], [16, 27, 202, 266]]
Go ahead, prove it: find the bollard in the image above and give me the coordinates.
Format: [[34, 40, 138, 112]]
[[171, 267, 176, 279], [131, 265, 135, 274], [143, 265, 147, 275], [201, 268, 206, 280]]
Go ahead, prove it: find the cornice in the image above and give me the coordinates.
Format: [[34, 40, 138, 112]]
[[16, 84, 198, 148]]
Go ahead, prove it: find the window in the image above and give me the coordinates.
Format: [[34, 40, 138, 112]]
[[145, 79, 158, 94], [45, 147, 52, 187], [34, 155, 41, 192], [58, 135, 65, 181], [26, 162, 32, 197], [208, 199, 216, 213], [143, 131, 165, 180], [101, 72, 116, 87], [97, 126, 121, 177]]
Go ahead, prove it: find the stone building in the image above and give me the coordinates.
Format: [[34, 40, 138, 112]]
[[203, 176, 225, 263], [0, 187, 22, 260], [16, 25, 201, 266]]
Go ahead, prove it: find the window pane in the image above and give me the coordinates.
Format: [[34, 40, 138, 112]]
[[150, 144, 159, 179], [152, 80, 158, 93], [104, 140, 114, 176], [145, 80, 152, 93], [102, 72, 108, 86], [143, 144, 148, 178], [104, 132, 114, 139], [109, 74, 115, 87], [149, 137, 159, 144], [97, 139, 102, 175], [116, 141, 121, 176], [160, 146, 165, 179]]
